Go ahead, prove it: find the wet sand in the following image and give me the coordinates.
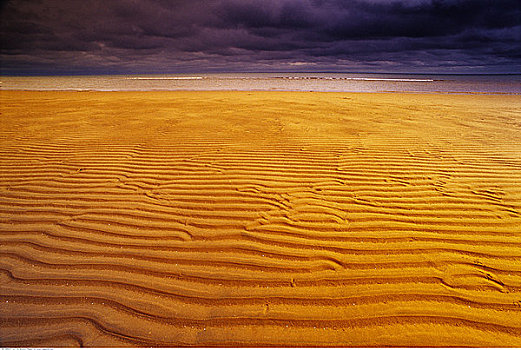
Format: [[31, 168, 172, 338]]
[[1, 91, 521, 347]]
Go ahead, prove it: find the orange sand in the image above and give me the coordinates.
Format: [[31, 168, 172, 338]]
[[1, 91, 521, 347]]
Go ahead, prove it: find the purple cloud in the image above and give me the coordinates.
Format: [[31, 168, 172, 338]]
[[1, 0, 520, 74]]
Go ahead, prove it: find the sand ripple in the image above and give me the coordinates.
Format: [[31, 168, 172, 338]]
[[1, 91, 521, 346]]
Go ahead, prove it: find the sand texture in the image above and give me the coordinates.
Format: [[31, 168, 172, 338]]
[[1, 91, 521, 347]]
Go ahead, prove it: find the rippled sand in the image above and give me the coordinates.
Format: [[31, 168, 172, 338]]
[[1, 91, 521, 346]]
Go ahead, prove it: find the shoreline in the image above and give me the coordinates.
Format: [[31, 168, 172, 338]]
[[2, 88, 521, 95]]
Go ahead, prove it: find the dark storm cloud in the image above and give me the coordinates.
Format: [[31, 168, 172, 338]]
[[1, 0, 520, 74]]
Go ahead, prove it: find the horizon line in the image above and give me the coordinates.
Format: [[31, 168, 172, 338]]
[[2, 71, 521, 77]]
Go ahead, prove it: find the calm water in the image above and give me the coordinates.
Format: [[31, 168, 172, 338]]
[[1, 73, 520, 94]]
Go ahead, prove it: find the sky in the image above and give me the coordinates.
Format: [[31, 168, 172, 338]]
[[1, 0, 520, 75]]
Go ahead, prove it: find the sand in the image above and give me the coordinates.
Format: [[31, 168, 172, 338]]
[[1, 90, 521, 347]]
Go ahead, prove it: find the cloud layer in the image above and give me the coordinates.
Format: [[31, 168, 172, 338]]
[[1, 0, 520, 74]]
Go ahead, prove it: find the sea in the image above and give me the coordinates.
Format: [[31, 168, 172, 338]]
[[1, 73, 520, 94]]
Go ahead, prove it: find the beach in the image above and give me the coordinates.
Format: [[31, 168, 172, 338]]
[[1, 90, 521, 346]]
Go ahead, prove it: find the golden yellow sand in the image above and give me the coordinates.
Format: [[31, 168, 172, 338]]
[[1, 91, 521, 347]]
